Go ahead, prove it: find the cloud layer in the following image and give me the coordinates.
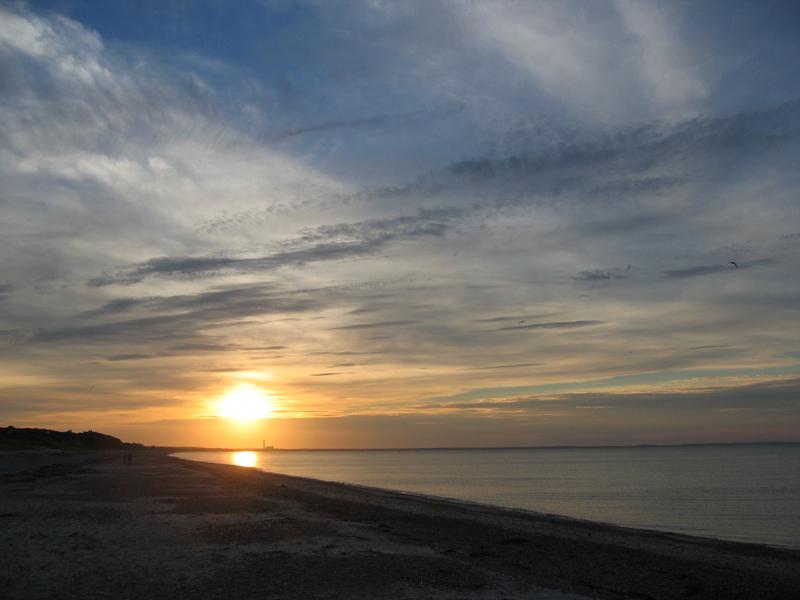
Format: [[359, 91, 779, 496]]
[[1, 1, 799, 446]]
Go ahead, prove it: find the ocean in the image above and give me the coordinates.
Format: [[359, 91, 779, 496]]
[[173, 443, 800, 548]]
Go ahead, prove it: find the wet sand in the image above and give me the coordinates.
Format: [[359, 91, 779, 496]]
[[1, 451, 798, 599]]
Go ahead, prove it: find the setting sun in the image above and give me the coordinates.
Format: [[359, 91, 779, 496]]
[[215, 383, 273, 422]]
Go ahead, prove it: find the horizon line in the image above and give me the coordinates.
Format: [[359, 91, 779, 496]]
[[165, 440, 800, 452]]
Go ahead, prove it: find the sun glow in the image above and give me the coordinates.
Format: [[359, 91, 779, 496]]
[[215, 383, 273, 422], [232, 451, 258, 468]]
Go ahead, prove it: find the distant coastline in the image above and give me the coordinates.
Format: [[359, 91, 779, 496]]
[[172, 440, 799, 452], [3, 425, 796, 453]]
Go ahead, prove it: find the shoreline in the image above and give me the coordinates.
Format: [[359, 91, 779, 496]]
[[2, 450, 799, 599], [173, 448, 800, 551], [184, 457, 790, 551], [174, 455, 800, 555], [167, 440, 800, 452]]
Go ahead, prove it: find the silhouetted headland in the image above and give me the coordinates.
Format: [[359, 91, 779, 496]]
[[0, 425, 144, 452]]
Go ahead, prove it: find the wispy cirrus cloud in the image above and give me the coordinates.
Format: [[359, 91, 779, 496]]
[[424, 377, 800, 415], [573, 266, 632, 282], [662, 264, 735, 279], [88, 208, 459, 286], [31, 285, 319, 345], [2, 2, 800, 445], [331, 320, 419, 331], [466, 363, 543, 371], [495, 321, 605, 332], [86, 240, 389, 287]]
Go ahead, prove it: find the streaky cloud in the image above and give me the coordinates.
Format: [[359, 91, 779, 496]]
[[105, 354, 156, 361], [466, 363, 543, 370], [311, 372, 354, 377], [573, 266, 632, 282], [31, 286, 320, 345], [473, 314, 559, 323], [663, 264, 733, 279], [331, 320, 418, 331], [424, 377, 800, 413], [88, 208, 458, 286], [496, 320, 604, 332]]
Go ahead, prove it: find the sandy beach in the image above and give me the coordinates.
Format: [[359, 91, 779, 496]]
[[1, 451, 798, 599]]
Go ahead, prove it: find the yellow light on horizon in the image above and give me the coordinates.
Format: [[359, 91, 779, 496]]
[[215, 383, 273, 422]]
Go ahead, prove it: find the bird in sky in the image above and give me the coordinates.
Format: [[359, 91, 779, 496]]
[[729, 261, 738, 269]]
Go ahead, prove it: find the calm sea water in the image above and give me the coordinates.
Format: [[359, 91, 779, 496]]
[[174, 444, 800, 548]]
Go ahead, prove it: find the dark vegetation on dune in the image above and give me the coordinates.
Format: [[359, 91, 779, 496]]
[[0, 426, 143, 451]]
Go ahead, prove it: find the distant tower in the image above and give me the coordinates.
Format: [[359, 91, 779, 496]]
[[262, 439, 265, 450]]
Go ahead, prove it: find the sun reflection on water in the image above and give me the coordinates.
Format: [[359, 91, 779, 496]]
[[232, 451, 258, 468]]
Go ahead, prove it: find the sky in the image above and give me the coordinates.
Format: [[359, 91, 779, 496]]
[[1, 0, 799, 448]]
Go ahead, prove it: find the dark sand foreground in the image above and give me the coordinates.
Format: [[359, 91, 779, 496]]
[[1, 451, 798, 599]]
